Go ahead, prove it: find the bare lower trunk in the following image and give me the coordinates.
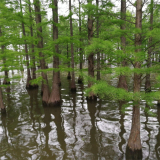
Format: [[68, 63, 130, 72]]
[[48, 0, 61, 106], [34, 0, 49, 105], [128, 104, 141, 150]]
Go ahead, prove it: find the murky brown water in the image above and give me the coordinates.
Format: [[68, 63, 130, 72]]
[[0, 74, 160, 160]]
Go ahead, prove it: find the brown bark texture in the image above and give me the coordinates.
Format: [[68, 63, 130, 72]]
[[0, 27, 10, 85], [78, 1, 83, 84], [96, 0, 100, 81], [34, 0, 49, 105], [117, 0, 128, 91], [67, 44, 71, 79], [48, 0, 61, 106], [20, 0, 32, 89], [28, 0, 38, 88], [127, 0, 142, 152], [0, 81, 6, 113], [69, 0, 76, 91], [145, 0, 153, 93], [87, 0, 96, 100]]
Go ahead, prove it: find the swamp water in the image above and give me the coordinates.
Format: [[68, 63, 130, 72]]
[[0, 75, 160, 160]]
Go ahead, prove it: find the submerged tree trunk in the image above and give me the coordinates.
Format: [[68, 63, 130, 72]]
[[34, 0, 49, 105], [20, 0, 33, 89], [117, 0, 128, 91], [28, 0, 38, 88], [145, 0, 153, 93], [48, 0, 61, 106], [69, 0, 76, 91], [0, 80, 6, 113], [87, 0, 96, 100], [127, 0, 142, 156], [78, 0, 83, 84]]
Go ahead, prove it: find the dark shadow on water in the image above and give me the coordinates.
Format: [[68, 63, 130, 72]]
[[144, 104, 151, 159], [118, 101, 126, 159], [42, 106, 67, 159], [87, 100, 99, 159]]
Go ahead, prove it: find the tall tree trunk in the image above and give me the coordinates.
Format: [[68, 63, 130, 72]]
[[127, 0, 142, 157], [0, 27, 10, 85], [34, 0, 49, 105], [0, 80, 6, 113], [48, 0, 61, 106], [67, 44, 71, 79], [96, 0, 100, 81], [78, 0, 83, 84], [28, 0, 38, 88], [69, 0, 76, 91], [20, 0, 32, 89], [117, 0, 128, 91], [87, 0, 96, 100], [145, 0, 153, 93]]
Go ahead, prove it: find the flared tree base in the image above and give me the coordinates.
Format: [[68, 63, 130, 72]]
[[126, 146, 142, 160], [48, 100, 62, 107], [42, 100, 48, 107]]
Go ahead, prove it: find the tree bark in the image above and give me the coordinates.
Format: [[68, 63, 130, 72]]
[[96, 0, 100, 81], [69, 0, 76, 91], [87, 0, 96, 100], [0, 80, 6, 113], [67, 43, 71, 79], [28, 0, 38, 88], [48, 0, 61, 106], [127, 0, 142, 155], [0, 27, 10, 85], [78, 0, 83, 84], [145, 0, 153, 93], [34, 0, 49, 105], [117, 0, 128, 91], [20, 0, 33, 89]]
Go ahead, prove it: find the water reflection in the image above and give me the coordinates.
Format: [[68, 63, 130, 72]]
[[118, 101, 126, 159], [156, 105, 160, 159], [0, 76, 160, 159], [87, 100, 99, 159]]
